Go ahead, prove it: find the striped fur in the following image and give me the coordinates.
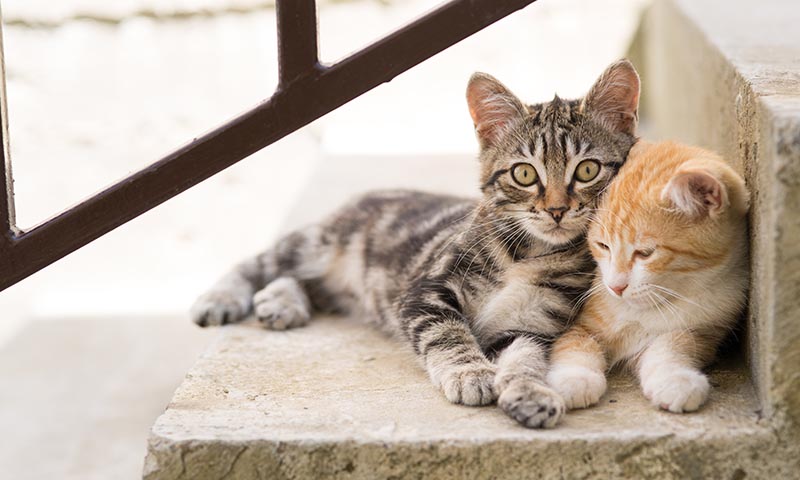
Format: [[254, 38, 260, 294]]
[[191, 60, 640, 428], [547, 140, 750, 413]]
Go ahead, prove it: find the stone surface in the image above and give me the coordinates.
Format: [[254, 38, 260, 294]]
[[629, 0, 800, 435], [145, 317, 776, 479], [0, 316, 213, 480]]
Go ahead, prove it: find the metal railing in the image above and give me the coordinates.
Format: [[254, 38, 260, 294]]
[[0, 0, 538, 291]]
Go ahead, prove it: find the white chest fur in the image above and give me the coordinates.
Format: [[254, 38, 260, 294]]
[[472, 262, 564, 345]]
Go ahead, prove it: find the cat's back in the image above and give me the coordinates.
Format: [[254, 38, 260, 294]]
[[318, 189, 477, 281], [322, 189, 476, 241]]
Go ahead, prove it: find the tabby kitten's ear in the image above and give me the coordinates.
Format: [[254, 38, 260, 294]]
[[467, 73, 527, 149], [582, 59, 640, 135], [661, 168, 729, 219]]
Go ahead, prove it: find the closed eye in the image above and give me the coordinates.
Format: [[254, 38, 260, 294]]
[[595, 242, 610, 251], [634, 249, 655, 259]]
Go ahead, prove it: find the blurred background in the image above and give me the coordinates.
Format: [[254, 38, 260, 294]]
[[0, 0, 648, 478]]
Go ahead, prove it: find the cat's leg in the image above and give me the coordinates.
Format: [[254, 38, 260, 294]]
[[547, 324, 608, 410], [493, 336, 566, 428], [192, 230, 324, 328], [636, 331, 719, 413], [404, 310, 497, 406]]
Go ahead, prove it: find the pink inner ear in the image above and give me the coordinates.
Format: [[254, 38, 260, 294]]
[[691, 176, 722, 209], [466, 77, 523, 147], [663, 170, 727, 218]]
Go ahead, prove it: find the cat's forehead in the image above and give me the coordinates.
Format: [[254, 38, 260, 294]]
[[501, 98, 587, 168], [591, 203, 664, 242], [526, 96, 581, 127]]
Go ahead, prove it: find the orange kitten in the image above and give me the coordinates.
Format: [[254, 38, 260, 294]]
[[547, 140, 750, 413]]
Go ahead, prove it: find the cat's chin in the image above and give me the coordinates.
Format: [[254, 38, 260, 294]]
[[531, 225, 582, 246]]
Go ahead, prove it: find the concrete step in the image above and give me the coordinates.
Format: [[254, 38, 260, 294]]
[[0, 317, 213, 480], [144, 317, 770, 479], [144, 0, 800, 477]]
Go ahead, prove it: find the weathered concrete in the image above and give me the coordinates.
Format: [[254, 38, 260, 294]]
[[145, 317, 778, 479], [629, 0, 800, 438]]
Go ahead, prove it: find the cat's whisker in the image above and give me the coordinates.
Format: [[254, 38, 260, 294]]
[[648, 284, 705, 310], [569, 281, 604, 318], [456, 221, 519, 290]]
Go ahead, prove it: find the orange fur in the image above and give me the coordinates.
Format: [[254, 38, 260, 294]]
[[547, 140, 750, 413]]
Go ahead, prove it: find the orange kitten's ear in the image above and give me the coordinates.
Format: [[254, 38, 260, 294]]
[[582, 59, 640, 136], [661, 169, 729, 219], [466, 73, 527, 149]]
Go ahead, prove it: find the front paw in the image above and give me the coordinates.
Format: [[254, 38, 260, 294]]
[[253, 278, 311, 330], [498, 381, 565, 429], [190, 291, 248, 327], [440, 364, 497, 406], [642, 368, 710, 413], [547, 365, 607, 410]]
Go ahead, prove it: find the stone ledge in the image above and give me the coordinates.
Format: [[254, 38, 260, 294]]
[[144, 317, 775, 479]]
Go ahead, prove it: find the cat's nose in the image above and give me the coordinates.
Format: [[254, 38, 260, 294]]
[[546, 205, 569, 223], [610, 283, 628, 297]]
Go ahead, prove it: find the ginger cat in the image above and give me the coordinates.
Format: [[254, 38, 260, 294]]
[[547, 140, 749, 413]]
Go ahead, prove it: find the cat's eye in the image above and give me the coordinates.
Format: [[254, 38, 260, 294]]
[[595, 242, 610, 251], [575, 159, 601, 182], [510, 162, 538, 187], [634, 249, 655, 259]]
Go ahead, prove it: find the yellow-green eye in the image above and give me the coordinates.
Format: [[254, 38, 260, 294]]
[[575, 159, 601, 182], [511, 163, 538, 187]]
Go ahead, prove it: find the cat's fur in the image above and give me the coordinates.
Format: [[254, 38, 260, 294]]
[[547, 140, 750, 413], [191, 60, 640, 428]]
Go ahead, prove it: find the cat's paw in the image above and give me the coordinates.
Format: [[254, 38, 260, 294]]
[[191, 290, 248, 327], [498, 380, 566, 428], [253, 277, 312, 330], [547, 365, 607, 410], [440, 364, 497, 406], [642, 368, 710, 413]]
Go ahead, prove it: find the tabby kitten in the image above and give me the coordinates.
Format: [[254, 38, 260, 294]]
[[191, 60, 640, 428], [547, 140, 749, 413]]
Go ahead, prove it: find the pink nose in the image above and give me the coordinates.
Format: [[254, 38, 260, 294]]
[[610, 284, 628, 296]]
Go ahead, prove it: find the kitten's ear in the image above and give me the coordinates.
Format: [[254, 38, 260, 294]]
[[466, 73, 527, 149], [661, 168, 729, 219], [582, 59, 640, 135]]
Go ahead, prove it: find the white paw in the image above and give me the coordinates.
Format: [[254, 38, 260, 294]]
[[191, 290, 248, 327], [642, 368, 710, 413], [498, 380, 565, 429], [547, 365, 607, 410], [440, 364, 497, 406], [253, 277, 311, 330]]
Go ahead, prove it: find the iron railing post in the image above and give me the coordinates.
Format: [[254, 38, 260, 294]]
[[276, 0, 320, 87], [0, 4, 16, 242]]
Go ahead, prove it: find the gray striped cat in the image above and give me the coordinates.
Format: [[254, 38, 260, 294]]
[[191, 60, 640, 428]]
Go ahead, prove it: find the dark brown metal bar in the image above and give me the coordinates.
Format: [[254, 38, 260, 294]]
[[0, 0, 538, 291], [276, 0, 319, 86], [0, 16, 15, 243]]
